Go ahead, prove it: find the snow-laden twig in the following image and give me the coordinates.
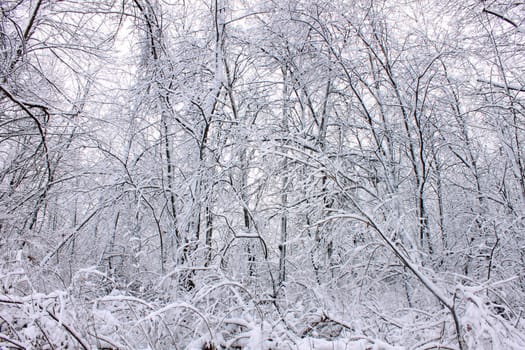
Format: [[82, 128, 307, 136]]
[[136, 302, 215, 343], [0, 333, 28, 350]]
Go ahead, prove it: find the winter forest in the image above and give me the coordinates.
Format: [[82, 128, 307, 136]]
[[1, 0, 525, 349]]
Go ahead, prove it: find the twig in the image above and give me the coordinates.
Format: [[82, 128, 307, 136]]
[[46, 310, 89, 350], [0, 333, 27, 349], [482, 8, 518, 28]]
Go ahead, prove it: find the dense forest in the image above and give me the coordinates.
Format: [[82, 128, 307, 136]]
[[1, 0, 525, 349]]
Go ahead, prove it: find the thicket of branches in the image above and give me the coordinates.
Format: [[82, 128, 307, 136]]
[[1, 1, 524, 349]]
